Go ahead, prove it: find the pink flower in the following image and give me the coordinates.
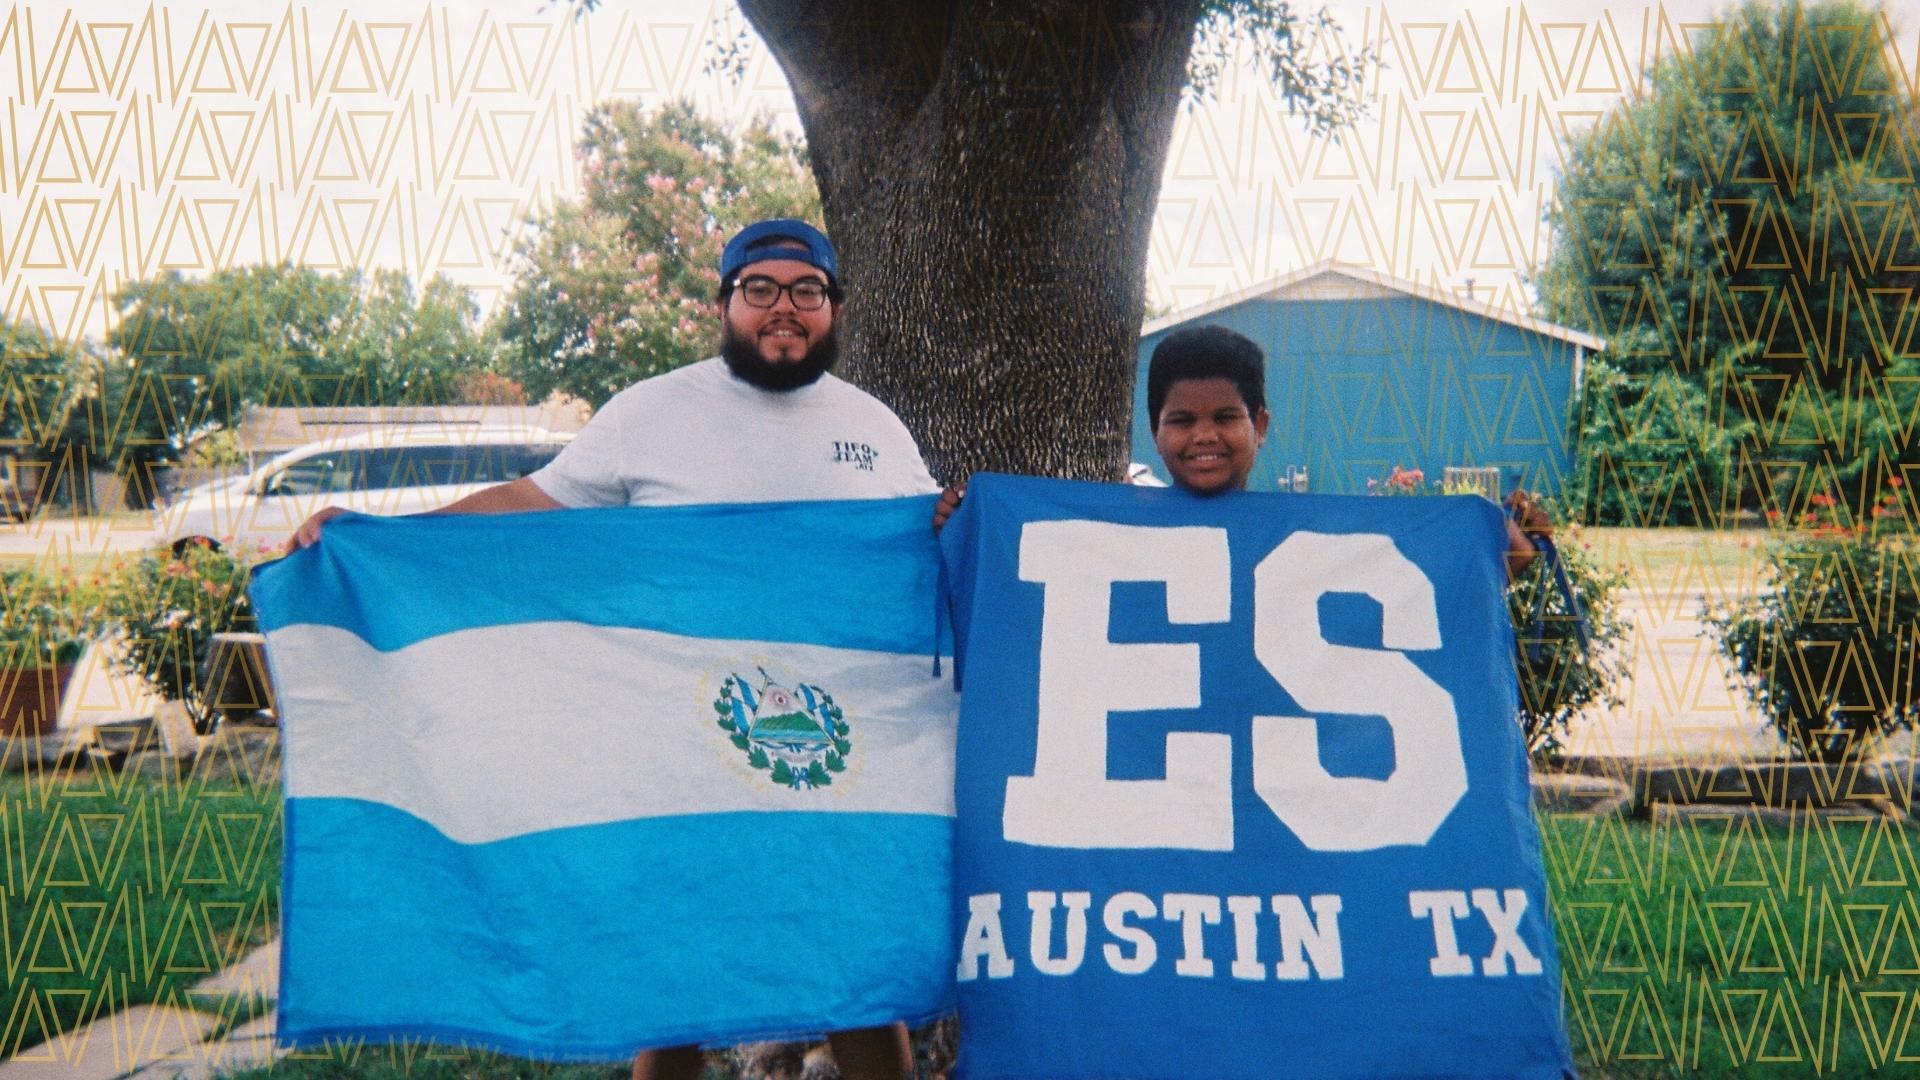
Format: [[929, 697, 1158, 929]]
[[645, 173, 674, 194], [164, 561, 187, 577]]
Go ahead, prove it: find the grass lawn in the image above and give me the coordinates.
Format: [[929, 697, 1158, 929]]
[[0, 769, 280, 1057], [1578, 526, 1771, 593], [209, 814, 1918, 1080], [1544, 812, 1920, 1078]]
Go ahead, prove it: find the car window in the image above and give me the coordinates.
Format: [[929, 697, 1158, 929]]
[[357, 446, 475, 490], [273, 441, 565, 493], [273, 453, 357, 495]]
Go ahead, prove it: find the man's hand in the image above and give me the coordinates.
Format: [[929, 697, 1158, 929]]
[[932, 485, 965, 533], [1502, 489, 1552, 582], [288, 506, 349, 552]]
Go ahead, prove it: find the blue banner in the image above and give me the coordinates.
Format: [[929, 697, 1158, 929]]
[[252, 498, 958, 1059], [940, 474, 1572, 1080]]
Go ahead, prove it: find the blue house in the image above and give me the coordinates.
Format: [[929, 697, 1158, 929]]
[[1133, 263, 1603, 496]]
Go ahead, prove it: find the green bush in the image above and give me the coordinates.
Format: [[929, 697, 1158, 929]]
[[101, 541, 260, 733], [1706, 485, 1918, 763], [1370, 470, 1632, 756], [0, 567, 93, 669], [1506, 512, 1633, 757]]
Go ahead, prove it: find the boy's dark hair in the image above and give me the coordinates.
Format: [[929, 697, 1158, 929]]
[[1146, 325, 1267, 431]]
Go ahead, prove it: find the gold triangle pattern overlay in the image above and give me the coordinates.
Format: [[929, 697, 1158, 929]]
[[4, 2, 1920, 1075]]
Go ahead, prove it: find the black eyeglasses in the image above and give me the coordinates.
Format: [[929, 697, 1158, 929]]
[[731, 275, 833, 310]]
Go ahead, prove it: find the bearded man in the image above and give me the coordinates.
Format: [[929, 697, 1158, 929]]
[[288, 220, 933, 1080]]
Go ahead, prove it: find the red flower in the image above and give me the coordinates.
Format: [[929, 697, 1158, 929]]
[[1891, 476, 1905, 488], [1764, 509, 1782, 521], [1809, 492, 1835, 508]]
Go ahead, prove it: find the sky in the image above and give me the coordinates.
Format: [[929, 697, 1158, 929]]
[[1, 0, 1910, 344]]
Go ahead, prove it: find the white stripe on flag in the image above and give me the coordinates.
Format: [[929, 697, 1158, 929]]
[[271, 622, 957, 844]]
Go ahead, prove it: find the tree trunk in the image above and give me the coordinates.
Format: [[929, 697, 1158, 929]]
[[740, 0, 1204, 484]]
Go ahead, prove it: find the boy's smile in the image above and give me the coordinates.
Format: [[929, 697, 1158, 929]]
[[1153, 377, 1270, 495]]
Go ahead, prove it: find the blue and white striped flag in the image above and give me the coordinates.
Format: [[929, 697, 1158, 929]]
[[250, 497, 957, 1059]]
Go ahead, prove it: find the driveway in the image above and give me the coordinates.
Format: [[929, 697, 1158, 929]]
[[1560, 585, 1778, 760]]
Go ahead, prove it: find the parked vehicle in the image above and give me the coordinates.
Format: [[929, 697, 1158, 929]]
[[0, 459, 45, 522], [154, 428, 573, 551]]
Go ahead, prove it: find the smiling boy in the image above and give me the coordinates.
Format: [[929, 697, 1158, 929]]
[[933, 325, 1547, 577], [1145, 324, 1271, 495], [1144, 324, 1548, 579]]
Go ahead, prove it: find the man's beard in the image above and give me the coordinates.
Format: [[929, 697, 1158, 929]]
[[720, 326, 839, 391]]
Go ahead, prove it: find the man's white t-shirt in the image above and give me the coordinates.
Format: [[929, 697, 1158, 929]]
[[531, 357, 938, 507]]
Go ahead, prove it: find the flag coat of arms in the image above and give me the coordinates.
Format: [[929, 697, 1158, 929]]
[[939, 474, 1573, 1080], [251, 497, 958, 1058]]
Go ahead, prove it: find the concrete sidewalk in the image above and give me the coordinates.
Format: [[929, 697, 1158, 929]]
[[1559, 586, 1779, 761], [0, 943, 282, 1080]]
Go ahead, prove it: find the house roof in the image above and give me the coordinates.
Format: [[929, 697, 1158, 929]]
[[1142, 261, 1606, 352]]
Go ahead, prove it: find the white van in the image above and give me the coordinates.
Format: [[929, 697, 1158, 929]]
[[155, 428, 573, 551]]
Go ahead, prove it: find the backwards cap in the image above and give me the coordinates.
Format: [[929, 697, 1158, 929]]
[[720, 219, 839, 285]]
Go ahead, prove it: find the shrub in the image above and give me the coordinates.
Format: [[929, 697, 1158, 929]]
[[1706, 482, 1918, 763], [0, 567, 92, 669], [1369, 468, 1632, 756], [1506, 515, 1633, 757], [102, 541, 263, 733]]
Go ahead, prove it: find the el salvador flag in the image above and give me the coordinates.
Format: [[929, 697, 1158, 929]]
[[250, 497, 957, 1059]]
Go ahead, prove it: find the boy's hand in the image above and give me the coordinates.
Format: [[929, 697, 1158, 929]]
[[1505, 489, 1552, 538], [1502, 490, 1551, 581], [288, 506, 348, 553], [932, 485, 965, 533]]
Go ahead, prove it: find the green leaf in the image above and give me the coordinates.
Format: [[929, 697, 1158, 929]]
[[747, 747, 770, 769], [831, 738, 850, 757], [729, 733, 749, 750], [825, 751, 845, 772], [770, 760, 794, 785], [806, 762, 832, 786]]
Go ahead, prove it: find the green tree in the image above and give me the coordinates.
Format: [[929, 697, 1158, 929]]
[[1569, 357, 1756, 525], [557, 3, 1375, 482], [323, 270, 494, 404], [1, 318, 99, 512], [0, 318, 87, 452], [493, 101, 820, 409], [1538, 0, 1920, 520], [97, 265, 494, 503]]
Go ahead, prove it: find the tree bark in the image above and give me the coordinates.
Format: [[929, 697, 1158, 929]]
[[739, 0, 1205, 484]]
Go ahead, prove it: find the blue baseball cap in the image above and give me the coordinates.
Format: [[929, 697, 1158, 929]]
[[720, 219, 839, 285]]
